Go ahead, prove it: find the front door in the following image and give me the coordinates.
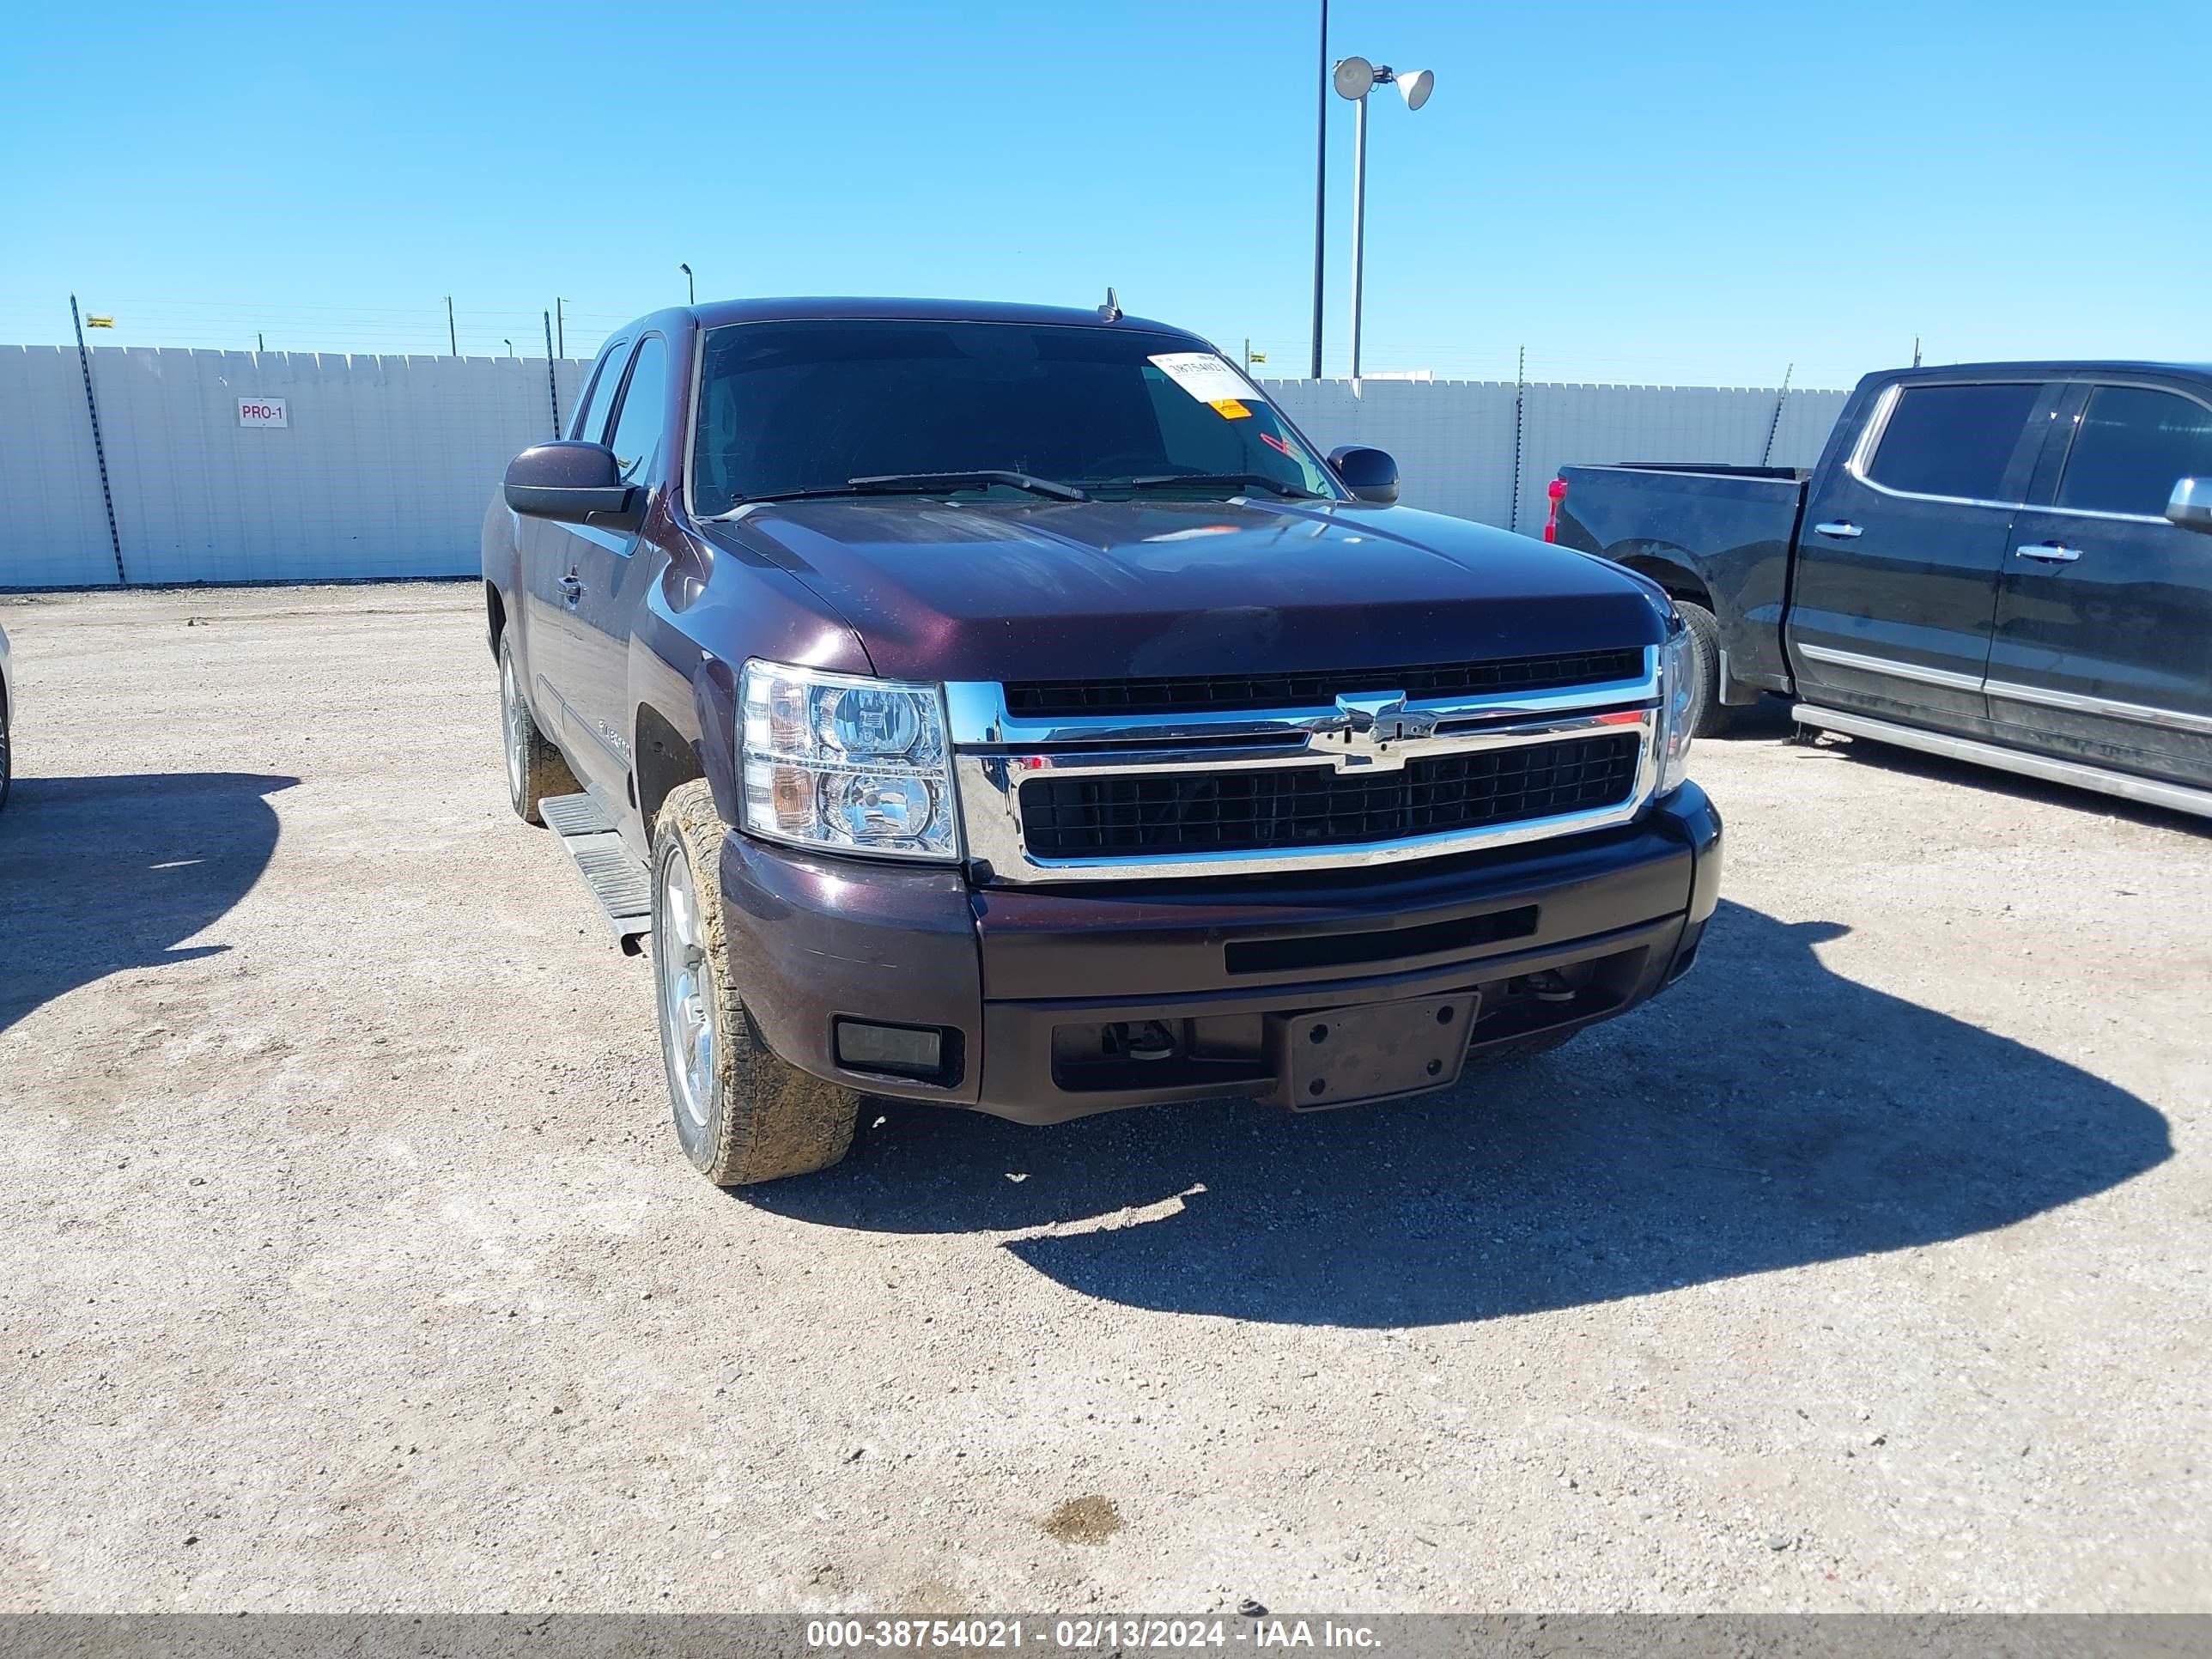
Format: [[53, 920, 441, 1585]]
[[557, 331, 671, 808], [520, 336, 630, 776], [1987, 380, 2212, 788], [1788, 378, 2058, 729]]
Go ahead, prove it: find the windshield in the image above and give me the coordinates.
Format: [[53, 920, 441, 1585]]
[[689, 320, 1342, 514]]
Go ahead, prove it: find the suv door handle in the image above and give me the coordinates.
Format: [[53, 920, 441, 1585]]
[[558, 573, 584, 605], [1813, 520, 1863, 539], [2014, 542, 2081, 563]]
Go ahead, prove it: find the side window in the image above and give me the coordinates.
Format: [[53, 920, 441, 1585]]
[[571, 339, 631, 443], [1865, 382, 2042, 501], [605, 337, 670, 484], [2057, 386, 2212, 519]]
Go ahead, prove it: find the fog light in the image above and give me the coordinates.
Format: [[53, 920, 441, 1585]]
[[835, 1018, 945, 1079]]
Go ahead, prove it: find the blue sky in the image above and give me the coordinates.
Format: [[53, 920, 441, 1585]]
[[3, 0, 2203, 388]]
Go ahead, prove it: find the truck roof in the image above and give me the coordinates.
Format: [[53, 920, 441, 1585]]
[[684, 296, 1194, 334], [1872, 358, 2212, 381]]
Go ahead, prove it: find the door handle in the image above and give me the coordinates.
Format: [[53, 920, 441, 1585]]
[[558, 573, 584, 605], [2014, 542, 2081, 563], [1813, 520, 1863, 539]]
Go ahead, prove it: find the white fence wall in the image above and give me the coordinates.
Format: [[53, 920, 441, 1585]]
[[0, 346, 1847, 588], [0, 348, 120, 586], [1266, 378, 1850, 532], [1266, 379, 1525, 527], [0, 346, 588, 587]]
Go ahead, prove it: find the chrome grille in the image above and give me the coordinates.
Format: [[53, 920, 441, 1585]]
[[1018, 734, 1639, 859], [945, 647, 1664, 883]]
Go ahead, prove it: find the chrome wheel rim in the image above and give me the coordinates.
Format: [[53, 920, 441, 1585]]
[[501, 654, 526, 803], [657, 849, 715, 1132]]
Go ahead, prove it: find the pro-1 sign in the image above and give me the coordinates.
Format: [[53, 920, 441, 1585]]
[[237, 397, 289, 428]]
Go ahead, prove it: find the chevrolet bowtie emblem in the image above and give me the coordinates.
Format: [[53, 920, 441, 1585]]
[[1305, 691, 1437, 771]]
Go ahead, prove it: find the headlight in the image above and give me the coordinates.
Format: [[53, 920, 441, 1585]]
[[1655, 622, 1696, 795], [739, 660, 960, 860]]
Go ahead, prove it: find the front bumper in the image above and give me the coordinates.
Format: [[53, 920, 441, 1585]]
[[717, 782, 1722, 1125]]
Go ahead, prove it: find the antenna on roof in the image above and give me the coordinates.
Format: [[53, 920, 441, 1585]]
[[1098, 287, 1121, 322]]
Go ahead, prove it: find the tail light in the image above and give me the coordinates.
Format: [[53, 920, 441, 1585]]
[[1543, 477, 1568, 544]]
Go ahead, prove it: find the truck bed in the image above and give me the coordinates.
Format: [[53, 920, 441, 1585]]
[[1584, 463, 1809, 483], [1553, 463, 1811, 699]]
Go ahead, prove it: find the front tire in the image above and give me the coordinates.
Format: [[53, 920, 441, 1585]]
[[0, 708, 12, 814], [499, 634, 578, 825], [651, 780, 860, 1186], [1674, 600, 1733, 738]]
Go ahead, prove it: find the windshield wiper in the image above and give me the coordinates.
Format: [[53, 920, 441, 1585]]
[[1121, 472, 1324, 500], [720, 471, 1091, 511], [846, 470, 1090, 501]]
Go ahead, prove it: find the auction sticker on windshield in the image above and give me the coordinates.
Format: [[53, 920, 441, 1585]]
[[1149, 352, 1264, 419]]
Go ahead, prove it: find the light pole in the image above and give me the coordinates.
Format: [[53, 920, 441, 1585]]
[[503, 338, 514, 358], [1309, 0, 1328, 380], [679, 263, 695, 305], [1333, 56, 1434, 382]]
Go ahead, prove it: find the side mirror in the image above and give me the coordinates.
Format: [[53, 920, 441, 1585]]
[[1328, 445, 1400, 505], [2166, 477, 2212, 536], [504, 441, 641, 531]]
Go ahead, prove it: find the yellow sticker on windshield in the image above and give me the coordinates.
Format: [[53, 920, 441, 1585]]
[[1211, 398, 1252, 420]]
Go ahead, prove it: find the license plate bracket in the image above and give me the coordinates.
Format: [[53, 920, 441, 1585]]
[[1273, 992, 1478, 1111]]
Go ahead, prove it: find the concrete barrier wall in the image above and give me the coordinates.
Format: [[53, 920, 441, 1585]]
[[0, 345, 1846, 588]]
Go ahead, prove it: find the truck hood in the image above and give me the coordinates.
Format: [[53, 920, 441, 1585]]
[[701, 496, 1664, 685]]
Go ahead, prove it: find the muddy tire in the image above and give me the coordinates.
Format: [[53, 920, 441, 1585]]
[[1473, 1027, 1583, 1066], [651, 779, 860, 1186], [499, 633, 578, 826], [1674, 599, 1733, 738]]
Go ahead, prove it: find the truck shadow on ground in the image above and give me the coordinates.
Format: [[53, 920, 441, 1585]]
[[0, 772, 297, 1035], [752, 898, 2170, 1326]]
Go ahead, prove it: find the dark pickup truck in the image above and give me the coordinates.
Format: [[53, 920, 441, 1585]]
[[483, 297, 1719, 1186], [1555, 360, 2212, 818]]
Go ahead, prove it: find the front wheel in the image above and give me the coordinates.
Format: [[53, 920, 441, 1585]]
[[652, 780, 860, 1186]]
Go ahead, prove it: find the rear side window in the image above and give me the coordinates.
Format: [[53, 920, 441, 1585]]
[[571, 339, 631, 444], [1864, 382, 2041, 501], [2057, 386, 2212, 518], [606, 337, 669, 483]]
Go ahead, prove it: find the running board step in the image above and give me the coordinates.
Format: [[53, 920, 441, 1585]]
[[1792, 705, 2212, 821], [540, 793, 653, 949]]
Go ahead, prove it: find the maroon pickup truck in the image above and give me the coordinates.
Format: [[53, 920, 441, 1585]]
[[482, 297, 1720, 1186]]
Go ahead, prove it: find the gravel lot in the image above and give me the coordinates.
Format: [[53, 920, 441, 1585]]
[[2, 582, 2207, 1614]]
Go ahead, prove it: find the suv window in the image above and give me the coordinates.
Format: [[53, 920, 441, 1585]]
[[2057, 385, 2212, 519], [606, 337, 669, 484], [572, 339, 631, 443], [1865, 382, 2041, 501]]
